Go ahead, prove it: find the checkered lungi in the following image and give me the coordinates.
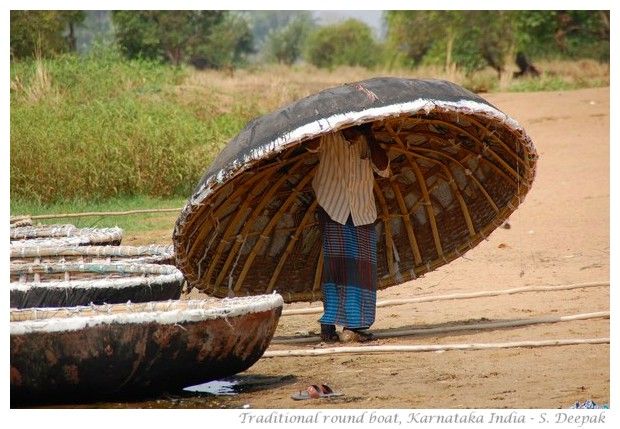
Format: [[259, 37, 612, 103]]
[[317, 207, 377, 329]]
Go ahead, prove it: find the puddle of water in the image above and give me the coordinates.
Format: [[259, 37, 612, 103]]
[[184, 379, 240, 396]]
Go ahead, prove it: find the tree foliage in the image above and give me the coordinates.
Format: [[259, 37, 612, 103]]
[[241, 11, 309, 50], [385, 10, 610, 73], [197, 14, 254, 69], [305, 19, 379, 69], [111, 11, 252, 68], [10, 10, 85, 59], [264, 14, 315, 65]]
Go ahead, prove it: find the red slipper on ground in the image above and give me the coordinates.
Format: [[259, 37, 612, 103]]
[[319, 384, 344, 398], [291, 384, 343, 400]]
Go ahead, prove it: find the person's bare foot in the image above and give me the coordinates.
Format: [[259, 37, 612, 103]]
[[338, 328, 374, 343]]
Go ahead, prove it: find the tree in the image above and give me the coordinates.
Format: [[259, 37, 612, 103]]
[[385, 10, 610, 72], [265, 14, 315, 65], [305, 19, 379, 69], [240, 11, 307, 50], [10, 10, 85, 59], [384, 11, 437, 67], [111, 11, 228, 66], [385, 11, 510, 74], [193, 13, 254, 69]]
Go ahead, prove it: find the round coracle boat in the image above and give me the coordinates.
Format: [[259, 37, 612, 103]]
[[173, 77, 537, 302], [10, 262, 185, 308], [10, 224, 123, 246], [10, 244, 175, 265], [10, 294, 284, 404]]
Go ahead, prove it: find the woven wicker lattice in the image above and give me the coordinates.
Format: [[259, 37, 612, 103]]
[[10, 262, 185, 308], [10, 216, 32, 228], [10, 244, 174, 265], [10, 225, 123, 246], [173, 77, 537, 303]]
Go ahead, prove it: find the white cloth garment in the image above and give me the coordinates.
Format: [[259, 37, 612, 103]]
[[310, 131, 390, 226]]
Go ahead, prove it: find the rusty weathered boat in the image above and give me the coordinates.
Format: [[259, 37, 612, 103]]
[[10, 262, 184, 309], [10, 294, 283, 404]]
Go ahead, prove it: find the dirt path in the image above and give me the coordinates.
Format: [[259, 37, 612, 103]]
[[123, 87, 610, 409]]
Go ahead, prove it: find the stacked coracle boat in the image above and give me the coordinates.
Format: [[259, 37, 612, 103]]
[[10, 224, 182, 306], [9, 221, 283, 405]]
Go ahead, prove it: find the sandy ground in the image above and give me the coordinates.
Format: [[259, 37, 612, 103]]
[[92, 87, 610, 409], [232, 87, 610, 409]]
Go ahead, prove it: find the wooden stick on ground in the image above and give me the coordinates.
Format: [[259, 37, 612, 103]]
[[29, 208, 182, 220], [281, 280, 610, 316], [272, 310, 609, 344], [263, 337, 610, 358]]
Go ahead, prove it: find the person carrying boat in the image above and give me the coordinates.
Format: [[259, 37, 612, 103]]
[[305, 123, 390, 342]]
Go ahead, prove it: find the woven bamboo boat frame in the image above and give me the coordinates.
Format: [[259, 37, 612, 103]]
[[10, 224, 123, 246], [10, 262, 185, 308], [174, 78, 537, 303], [10, 244, 174, 265]]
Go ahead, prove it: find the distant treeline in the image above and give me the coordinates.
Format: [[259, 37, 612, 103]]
[[10, 10, 609, 73]]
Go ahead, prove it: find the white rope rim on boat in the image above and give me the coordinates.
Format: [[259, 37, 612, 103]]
[[10, 294, 284, 335], [10, 262, 185, 291]]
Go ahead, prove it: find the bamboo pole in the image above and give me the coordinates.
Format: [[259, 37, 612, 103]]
[[267, 200, 319, 293], [233, 172, 315, 292], [426, 118, 526, 184], [464, 115, 528, 171], [407, 150, 477, 238], [389, 179, 422, 265], [181, 146, 302, 237], [407, 146, 500, 213], [386, 124, 443, 258], [29, 208, 182, 220], [403, 129, 518, 189], [373, 181, 396, 278], [213, 160, 308, 289], [281, 281, 610, 316], [263, 337, 610, 358], [272, 311, 609, 345], [200, 177, 274, 289]]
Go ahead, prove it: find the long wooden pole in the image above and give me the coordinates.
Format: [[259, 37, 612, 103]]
[[263, 337, 609, 358], [29, 208, 182, 220], [272, 311, 609, 345], [281, 281, 610, 316]]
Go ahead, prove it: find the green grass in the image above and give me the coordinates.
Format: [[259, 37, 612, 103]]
[[10, 51, 609, 207], [10, 51, 258, 204], [11, 195, 187, 235]]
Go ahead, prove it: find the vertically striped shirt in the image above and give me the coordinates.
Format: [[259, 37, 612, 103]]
[[310, 132, 390, 226]]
